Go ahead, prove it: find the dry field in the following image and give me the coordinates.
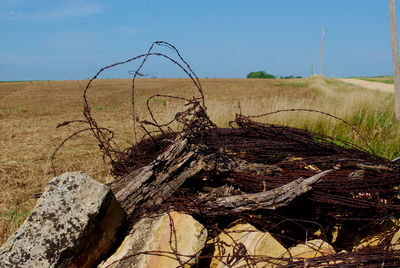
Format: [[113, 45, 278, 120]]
[[1, 77, 399, 245]]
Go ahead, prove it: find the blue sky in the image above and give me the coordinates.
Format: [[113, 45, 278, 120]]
[[0, 0, 398, 80]]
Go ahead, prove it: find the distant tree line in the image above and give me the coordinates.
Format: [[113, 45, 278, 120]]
[[246, 71, 275, 79], [246, 71, 301, 79], [281, 75, 302, 79]]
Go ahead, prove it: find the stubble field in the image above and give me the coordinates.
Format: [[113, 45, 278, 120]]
[[1, 77, 399, 245]]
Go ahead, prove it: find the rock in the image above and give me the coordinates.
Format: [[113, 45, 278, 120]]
[[353, 235, 385, 251], [210, 222, 287, 268], [390, 221, 400, 250], [331, 225, 340, 244], [284, 240, 340, 266], [352, 219, 400, 251], [98, 211, 207, 268], [0, 172, 126, 268], [391, 231, 400, 250], [284, 239, 335, 259]]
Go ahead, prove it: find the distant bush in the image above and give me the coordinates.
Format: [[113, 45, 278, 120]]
[[246, 71, 275, 79], [281, 75, 303, 79]]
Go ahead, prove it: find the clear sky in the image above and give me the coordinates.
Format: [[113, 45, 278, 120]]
[[1, 0, 399, 80]]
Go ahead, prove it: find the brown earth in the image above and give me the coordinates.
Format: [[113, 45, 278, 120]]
[[338, 78, 394, 93]]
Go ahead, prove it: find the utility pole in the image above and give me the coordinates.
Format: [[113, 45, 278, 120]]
[[321, 27, 325, 78], [389, 0, 400, 120], [311, 49, 315, 76]]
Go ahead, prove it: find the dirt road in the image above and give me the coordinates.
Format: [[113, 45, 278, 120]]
[[338, 78, 394, 93]]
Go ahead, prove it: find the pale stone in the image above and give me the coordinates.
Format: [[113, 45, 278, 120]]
[[331, 226, 340, 244], [313, 229, 322, 237], [353, 219, 400, 251], [210, 222, 287, 268], [284, 239, 335, 259], [353, 235, 385, 251], [99, 211, 207, 268], [0, 172, 126, 268], [392, 230, 400, 249], [390, 223, 400, 250]]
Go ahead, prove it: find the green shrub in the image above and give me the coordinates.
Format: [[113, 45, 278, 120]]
[[246, 71, 275, 79], [280, 75, 302, 79]]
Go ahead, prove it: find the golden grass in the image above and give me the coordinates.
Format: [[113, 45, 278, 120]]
[[1, 77, 399, 245]]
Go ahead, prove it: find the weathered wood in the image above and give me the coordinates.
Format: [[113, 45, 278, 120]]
[[207, 169, 332, 213], [115, 147, 226, 213], [198, 185, 236, 202], [112, 132, 328, 216], [115, 136, 195, 214], [114, 135, 235, 214], [339, 161, 394, 172], [108, 166, 145, 194], [353, 163, 394, 172], [230, 158, 282, 175]]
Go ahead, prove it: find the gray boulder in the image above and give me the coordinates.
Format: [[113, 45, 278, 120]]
[[0, 172, 126, 268]]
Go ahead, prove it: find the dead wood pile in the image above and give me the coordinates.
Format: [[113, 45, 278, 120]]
[[56, 42, 400, 267], [109, 114, 400, 266]]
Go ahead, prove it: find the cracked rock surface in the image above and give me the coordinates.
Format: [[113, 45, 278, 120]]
[[0, 172, 126, 268]]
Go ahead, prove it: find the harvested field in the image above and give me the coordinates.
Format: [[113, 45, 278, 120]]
[[1, 72, 400, 247]]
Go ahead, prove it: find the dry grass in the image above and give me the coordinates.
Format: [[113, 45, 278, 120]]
[[1, 77, 399, 245]]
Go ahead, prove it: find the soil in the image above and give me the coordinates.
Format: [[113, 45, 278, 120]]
[[338, 78, 394, 93]]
